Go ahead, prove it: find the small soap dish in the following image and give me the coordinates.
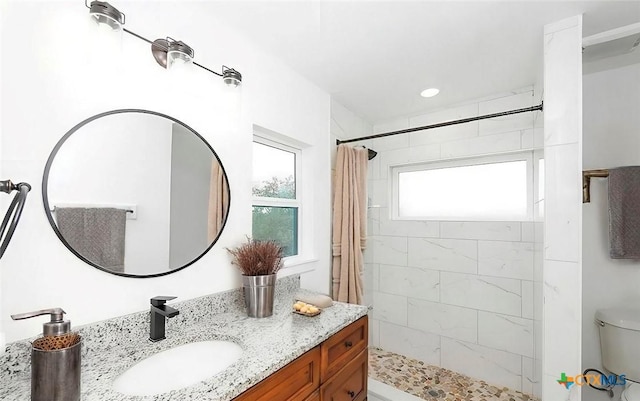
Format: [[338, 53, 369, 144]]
[[293, 309, 321, 317], [292, 301, 322, 317]]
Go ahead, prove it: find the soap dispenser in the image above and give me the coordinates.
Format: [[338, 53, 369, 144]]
[[11, 308, 81, 401]]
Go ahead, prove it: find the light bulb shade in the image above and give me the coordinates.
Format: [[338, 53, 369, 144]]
[[88, 1, 125, 31], [166, 41, 194, 69], [222, 67, 242, 87]]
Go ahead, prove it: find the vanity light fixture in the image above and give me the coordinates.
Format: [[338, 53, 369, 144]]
[[222, 66, 242, 87], [150, 38, 195, 69], [167, 40, 195, 69], [84, 0, 242, 86], [86, 0, 125, 31]]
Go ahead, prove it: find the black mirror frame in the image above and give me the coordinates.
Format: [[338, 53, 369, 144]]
[[42, 109, 231, 278]]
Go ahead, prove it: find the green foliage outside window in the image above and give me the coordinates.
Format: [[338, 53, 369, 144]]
[[252, 176, 298, 257]]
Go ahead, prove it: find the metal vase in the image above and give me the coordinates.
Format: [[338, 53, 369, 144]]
[[242, 274, 276, 318], [31, 340, 81, 401]]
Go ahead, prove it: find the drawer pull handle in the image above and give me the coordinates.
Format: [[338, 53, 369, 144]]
[[347, 390, 355, 398], [345, 341, 353, 347]]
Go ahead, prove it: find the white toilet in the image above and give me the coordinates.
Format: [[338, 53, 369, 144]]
[[596, 308, 640, 401]]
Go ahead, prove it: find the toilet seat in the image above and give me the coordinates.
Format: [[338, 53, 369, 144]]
[[622, 383, 640, 401]]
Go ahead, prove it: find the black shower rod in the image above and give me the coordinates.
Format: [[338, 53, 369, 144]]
[[336, 102, 544, 145]]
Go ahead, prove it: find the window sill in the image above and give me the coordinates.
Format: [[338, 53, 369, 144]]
[[278, 257, 319, 278], [392, 216, 544, 223]]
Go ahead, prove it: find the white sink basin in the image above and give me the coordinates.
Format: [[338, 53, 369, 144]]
[[113, 340, 243, 396]]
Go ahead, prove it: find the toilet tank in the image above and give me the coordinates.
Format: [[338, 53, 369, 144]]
[[596, 308, 640, 382]]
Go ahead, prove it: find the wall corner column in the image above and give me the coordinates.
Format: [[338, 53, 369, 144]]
[[542, 14, 583, 401]]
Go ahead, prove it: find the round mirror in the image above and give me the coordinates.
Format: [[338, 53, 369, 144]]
[[43, 109, 230, 277]]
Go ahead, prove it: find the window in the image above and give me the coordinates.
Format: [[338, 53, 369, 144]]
[[392, 152, 542, 221], [252, 138, 301, 257]]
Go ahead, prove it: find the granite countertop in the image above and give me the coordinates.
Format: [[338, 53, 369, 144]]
[[0, 276, 368, 400]]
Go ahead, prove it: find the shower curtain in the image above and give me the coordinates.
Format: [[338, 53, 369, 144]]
[[208, 161, 228, 242], [332, 145, 368, 304]]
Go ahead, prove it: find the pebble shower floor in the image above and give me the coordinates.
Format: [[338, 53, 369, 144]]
[[368, 348, 539, 401]]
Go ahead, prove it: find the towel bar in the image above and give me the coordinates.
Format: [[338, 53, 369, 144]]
[[50, 208, 134, 213], [583, 169, 609, 203]]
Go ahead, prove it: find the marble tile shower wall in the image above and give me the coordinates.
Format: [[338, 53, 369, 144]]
[[359, 90, 543, 396]]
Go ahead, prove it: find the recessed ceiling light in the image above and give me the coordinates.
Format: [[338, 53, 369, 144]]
[[421, 88, 440, 98]]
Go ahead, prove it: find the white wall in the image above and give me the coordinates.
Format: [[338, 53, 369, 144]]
[[0, 0, 5, 348], [0, 1, 330, 343], [582, 62, 640, 401], [330, 99, 373, 167], [542, 15, 583, 401], [352, 89, 543, 395]]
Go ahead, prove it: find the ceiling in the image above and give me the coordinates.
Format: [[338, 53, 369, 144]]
[[205, 1, 640, 124]]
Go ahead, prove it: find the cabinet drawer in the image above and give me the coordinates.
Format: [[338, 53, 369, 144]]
[[234, 347, 320, 401], [320, 316, 368, 381], [320, 348, 368, 401]]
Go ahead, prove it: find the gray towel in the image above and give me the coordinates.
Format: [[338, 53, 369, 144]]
[[609, 167, 640, 259], [56, 208, 127, 271]]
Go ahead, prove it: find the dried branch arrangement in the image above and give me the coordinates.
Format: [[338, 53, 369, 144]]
[[227, 238, 284, 276]]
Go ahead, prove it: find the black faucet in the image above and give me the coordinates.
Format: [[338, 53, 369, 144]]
[[149, 296, 179, 342]]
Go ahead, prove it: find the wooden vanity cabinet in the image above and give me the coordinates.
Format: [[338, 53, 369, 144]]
[[233, 347, 320, 401], [320, 315, 368, 382], [234, 316, 368, 401], [320, 349, 368, 401], [304, 390, 320, 401]]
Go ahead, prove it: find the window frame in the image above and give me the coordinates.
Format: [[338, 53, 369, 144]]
[[252, 135, 303, 261], [534, 150, 544, 220], [391, 151, 537, 222]]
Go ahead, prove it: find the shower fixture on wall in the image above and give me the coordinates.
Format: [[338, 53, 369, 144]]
[[85, 0, 242, 86]]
